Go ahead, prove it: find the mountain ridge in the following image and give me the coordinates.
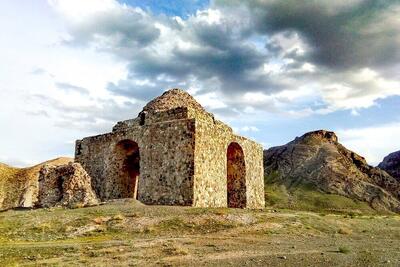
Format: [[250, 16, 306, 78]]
[[378, 150, 400, 181], [264, 130, 400, 213]]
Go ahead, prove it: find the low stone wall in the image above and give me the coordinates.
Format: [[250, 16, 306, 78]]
[[76, 118, 196, 206]]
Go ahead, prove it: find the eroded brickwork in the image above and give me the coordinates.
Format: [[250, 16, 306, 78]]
[[75, 89, 264, 208]]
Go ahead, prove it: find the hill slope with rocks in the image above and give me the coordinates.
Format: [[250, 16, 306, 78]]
[[378, 150, 400, 181], [0, 157, 73, 211], [264, 130, 400, 213]]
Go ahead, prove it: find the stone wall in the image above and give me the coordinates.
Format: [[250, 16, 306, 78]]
[[240, 137, 265, 209], [193, 114, 265, 209], [76, 89, 264, 209], [76, 117, 196, 206]]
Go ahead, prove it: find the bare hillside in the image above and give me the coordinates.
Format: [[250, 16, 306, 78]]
[[0, 157, 73, 211], [379, 150, 400, 181], [264, 130, 400, 213]]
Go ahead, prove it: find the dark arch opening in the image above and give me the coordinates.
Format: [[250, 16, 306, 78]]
[[115, 139, 140, 199], [227, 142, 246, 208]]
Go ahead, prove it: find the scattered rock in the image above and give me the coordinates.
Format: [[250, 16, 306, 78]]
[[71, 224, 104, 237], [0, 157, 72, 211], [93, 217, 111, 224], [338, 228, 352, 235], [38, 162, 99, 208]]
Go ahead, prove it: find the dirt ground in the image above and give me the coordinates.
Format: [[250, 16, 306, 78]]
[[0, 199, 399, 266]]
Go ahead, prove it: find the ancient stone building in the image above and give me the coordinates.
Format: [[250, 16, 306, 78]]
[[75, 89, 264, 209]]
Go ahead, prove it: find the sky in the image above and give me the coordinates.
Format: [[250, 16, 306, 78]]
[[0, 0, 399, 167]]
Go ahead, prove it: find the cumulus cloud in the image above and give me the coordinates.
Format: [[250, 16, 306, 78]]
[[239, 126, 260, 132], [44, 0, 400, 124], [229, 0, 400, 69], [49, 0, 160, 49], [337, 122, 400, 166], [29, 93, 141, 134]]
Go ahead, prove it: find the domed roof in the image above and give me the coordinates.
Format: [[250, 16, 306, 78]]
[[141, 88, 206, 113]]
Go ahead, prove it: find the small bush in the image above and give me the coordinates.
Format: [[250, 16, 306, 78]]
[[338, 228, 352, 235], [162, 244, 189, 256], [338, 246, 351, 254]]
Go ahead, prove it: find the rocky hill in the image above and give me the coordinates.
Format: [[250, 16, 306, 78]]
[[0, 157, 73, 211], [264, 130, 400, 213], [378, 150, 400, 181]]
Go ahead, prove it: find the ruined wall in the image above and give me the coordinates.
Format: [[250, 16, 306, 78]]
[[76, 103, 264, 209], [236, 136, 265, 209], [193, 114, 265, 209], [76, 116, 196, 206], [193, 117, 229, 207]]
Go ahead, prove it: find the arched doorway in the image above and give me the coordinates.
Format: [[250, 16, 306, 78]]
[[114, 140, 140, 199], [227, 142, 246, 208]]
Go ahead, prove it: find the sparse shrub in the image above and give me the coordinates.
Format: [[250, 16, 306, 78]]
[[214, 208, 229, 215], [338, 246, 351, 254], [70, 203, 85, 209], [162, 243, 189, 256], [338, 228, 352, 235], [143, 226, 155, 233], [92, 217, 110, 224], [347, 212, 357, 218], [264, 171, 281, 184], [112, 214, 125, 221]]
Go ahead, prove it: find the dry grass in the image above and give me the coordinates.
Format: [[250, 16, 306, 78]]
[[1, 199, 399, 266]]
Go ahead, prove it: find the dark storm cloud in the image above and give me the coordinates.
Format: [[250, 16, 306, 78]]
[[53, 0, 400, 118], [110, 10, 283, 97], [126, 52, 192, 79], [221, 0, 400, 69]]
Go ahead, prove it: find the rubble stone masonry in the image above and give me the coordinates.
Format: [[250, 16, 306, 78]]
[[75, 89, 264, 209]]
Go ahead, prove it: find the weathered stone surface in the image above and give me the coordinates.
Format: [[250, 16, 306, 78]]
[[76, 88, 264, 209], [378, 150, 400, 181], [0, 158, 73, 211], [264, 130, 400, 212], [38, 162, 99, 208], [142, 88, 206, 114], [193, 115, 264, 209]]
